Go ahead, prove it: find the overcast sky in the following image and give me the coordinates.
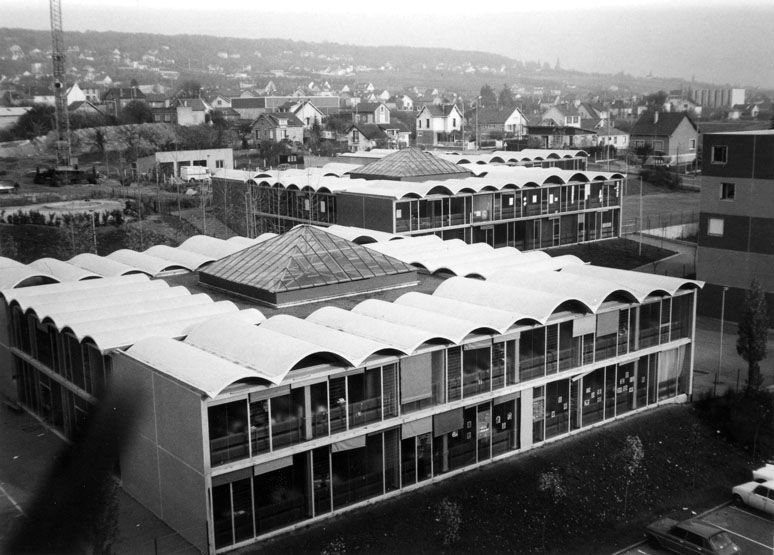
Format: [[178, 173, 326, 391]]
[[2, 0, 773, 88]]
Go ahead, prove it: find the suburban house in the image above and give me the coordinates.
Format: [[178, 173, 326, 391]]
[[629, 111, 698, 165], [578, 102, 609, 123], [397, 94, 415, 111], [346, 123, 388, 151], [176, 98, 211, 126], [665, 96, 702, 118], [285, 100, 325, 129], [253, 113, 305, 143], [469, 107, 529, 139], [378, 120, 412, 149], [526, 125, 597, 149], [209, 95, 232, 109], [594, 127, 630, 151], [67, 100, 105, 119], [354, 102, 390, 125], [232, 97, 267, 120], [102, 87, 146, 119], [727, 104, 759, 120], [541, 105, 582, 128], [415, 104, 464, 146]]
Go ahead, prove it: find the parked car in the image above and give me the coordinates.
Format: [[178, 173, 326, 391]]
[[752, 463, 774, 483], [732, 479, 774, 515], [645, 517, 740, 554]]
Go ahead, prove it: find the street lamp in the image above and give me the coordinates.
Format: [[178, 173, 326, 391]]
[[716, 286, 729, 395]]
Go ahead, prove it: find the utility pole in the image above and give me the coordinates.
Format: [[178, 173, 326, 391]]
[[717, 286, 729, 395], [638, 176, 643, 256]]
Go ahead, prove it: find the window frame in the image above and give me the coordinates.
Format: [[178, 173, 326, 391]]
[[711, 145, 728, 165], [720, 182, 735, 200], [707, 217, 725, 237]]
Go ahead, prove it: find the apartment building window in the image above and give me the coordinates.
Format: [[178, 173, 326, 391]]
[[711, 145, 728, 164], [720, 182, 735, 200], [708, 217, 725, 236]]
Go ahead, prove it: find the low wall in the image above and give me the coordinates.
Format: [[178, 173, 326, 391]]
[[642, 222, 698, 241]]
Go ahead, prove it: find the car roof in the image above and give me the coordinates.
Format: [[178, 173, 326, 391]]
[[677, 519, 724, 538]]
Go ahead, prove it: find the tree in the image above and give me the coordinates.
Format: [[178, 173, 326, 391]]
[[10, 104, 55, 140], [479, 84, 497, 109], [177, 80, 202, 99], [645, 90, 668, 108], [498, 84, 514, 108], [120, 100, 153, 125], [620, 435, 644, 517], [736, 279, 769, 392], [537, 469, 566, 551]]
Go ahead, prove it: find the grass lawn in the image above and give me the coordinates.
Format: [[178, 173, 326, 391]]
[[246, 405, 760, 555], [544, 238, 675, 270]]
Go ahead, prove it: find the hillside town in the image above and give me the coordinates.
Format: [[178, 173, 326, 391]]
[[0, 6, 773, 555]]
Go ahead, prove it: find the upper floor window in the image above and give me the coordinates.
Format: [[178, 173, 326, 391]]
[[215, 159, 225, 169], [720, 182, 735, 200], [452, 118, 456, 127], [426, 118, 430, 128], [417, 120, 421, 129], [711, 145, 728, 164], [689, 138, 696, 150]]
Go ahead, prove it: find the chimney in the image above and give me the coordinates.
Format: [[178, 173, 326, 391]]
[[653, 111, 659, 123]]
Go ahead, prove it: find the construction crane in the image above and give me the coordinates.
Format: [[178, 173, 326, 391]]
[[50, 0, 71, 167], [35, 0, 94, 185]]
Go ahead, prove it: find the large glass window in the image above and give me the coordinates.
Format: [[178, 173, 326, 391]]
[[309, 383, 329, 439], [348, 369, 382, 428], [532, 386, 545, 444], [491, 342, 506, 390], [212, 473, 254, 549], [329, 377, 347, 434], [519, 327, 545, 381], [604, 365, 616, 420], [209, 400, 249, 466], [312, 447, 331, 516], [505, 340, 518, 385], [331, 434, 383, 509], [492, 396, 519, 457], [400, 353, 433, 413], [639, 301, 661, 348], [616, 362, 636, 416], [558, 321, 574, 371], [271, 389, 305, 450], [249, 397, 270, 456], [463, 344, 491, 397], [545, 324, 559, 374], [617, 308, 630, 356], [545, 379, 570, 439], [671, 294, 693, 340], [595, 311, 619, 361], [382, 364, 398, 419], [581, 367, 605, 427], [254, 453, 310, 534], [447, 347, 462, 401]]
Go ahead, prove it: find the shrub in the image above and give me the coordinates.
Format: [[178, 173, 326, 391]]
[[433, 497, 462, 546], [640, 166, 681, 189], [695, 389, 774, 458]]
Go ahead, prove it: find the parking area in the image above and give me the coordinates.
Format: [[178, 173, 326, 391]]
[[616, 502, 773, 555]]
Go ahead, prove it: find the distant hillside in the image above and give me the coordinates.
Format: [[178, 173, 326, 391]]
[[0, 27, 738, 98]]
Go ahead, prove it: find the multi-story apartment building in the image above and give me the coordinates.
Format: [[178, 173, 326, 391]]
[[696, 129, 774, 320]]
